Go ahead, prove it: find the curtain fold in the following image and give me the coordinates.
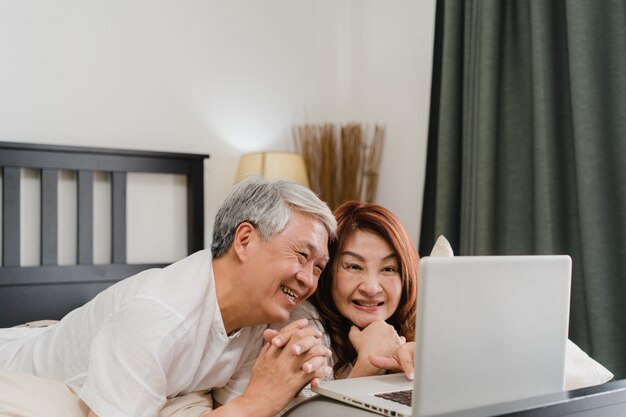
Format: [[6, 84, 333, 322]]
[[421, 0, 626, 379]]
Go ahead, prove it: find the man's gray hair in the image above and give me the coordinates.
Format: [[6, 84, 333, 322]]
[[211, 177, 337, 258]]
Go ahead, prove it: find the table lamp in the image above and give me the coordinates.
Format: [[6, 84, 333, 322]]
[[235, 151, 310, 187]]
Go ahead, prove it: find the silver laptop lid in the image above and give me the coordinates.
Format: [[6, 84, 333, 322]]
[[413, 255, 571, 416]]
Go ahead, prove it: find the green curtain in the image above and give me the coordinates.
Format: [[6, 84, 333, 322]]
[[420, 0, 626, 379]]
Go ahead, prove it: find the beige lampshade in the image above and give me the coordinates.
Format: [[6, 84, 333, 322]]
[[235, 152, 310, 187]]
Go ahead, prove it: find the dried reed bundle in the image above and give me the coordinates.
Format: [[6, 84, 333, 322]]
[[363, 124, 385, 202], [294, 122, 385, 210], [340, 124, 362, 202], [293, 124, 321, 193], [295, 125, 321, 205], [319, 124, 338, 209]]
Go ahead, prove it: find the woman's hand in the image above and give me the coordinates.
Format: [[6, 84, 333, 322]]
[[347, 320, 405, 378], [369, 341, 415, 380]]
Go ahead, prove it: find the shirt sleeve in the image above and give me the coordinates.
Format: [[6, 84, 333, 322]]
[[80, 297, 189, 417]]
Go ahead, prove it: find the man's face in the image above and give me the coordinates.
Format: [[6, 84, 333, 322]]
[[247, 211, 329, 324]]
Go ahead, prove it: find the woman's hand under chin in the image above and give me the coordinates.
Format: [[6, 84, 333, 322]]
[[347, 320, 406, 378]]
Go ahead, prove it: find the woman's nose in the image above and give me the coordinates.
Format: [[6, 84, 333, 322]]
[[358, 272, 382, 295]]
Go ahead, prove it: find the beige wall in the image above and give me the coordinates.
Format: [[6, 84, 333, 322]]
[[0, 0, 435, 253]]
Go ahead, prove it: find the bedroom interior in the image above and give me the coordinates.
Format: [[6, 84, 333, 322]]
[[2, 1, 626, 416]]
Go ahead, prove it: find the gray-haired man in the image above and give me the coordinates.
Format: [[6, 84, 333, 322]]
[[0, 177, 336, 417]]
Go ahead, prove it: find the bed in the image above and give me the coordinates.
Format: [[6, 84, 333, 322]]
[[2, 141, 626, 417], [0, 141, 208, 328]]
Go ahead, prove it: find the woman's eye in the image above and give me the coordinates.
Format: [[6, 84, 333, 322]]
[[382, 266, 399, 273], [344, 263, 362, 271]]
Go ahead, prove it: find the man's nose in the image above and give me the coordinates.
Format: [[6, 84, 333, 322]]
[[296, 264, 317, 291]]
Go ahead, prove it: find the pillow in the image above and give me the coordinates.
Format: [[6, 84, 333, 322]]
[[564, 339, 613, 390], [0, 370, 213, 417], [13, 319, 59, 328], [429, 234, 454, 257], [0, 370, 89, 417], [427, 235, 614, 390]]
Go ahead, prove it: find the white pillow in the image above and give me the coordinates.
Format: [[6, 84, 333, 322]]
[[429, 235, 454, 257], [564, 339, 613, 390], [428, 235, 614, 390], [0, 370, 213, 417], [0, 370, 88, 417]]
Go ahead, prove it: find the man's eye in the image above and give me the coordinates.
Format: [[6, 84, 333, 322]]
[[313, 264, 325, 276], [297, 252, 308, 263]]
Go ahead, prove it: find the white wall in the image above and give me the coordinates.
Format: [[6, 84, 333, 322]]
[[0, 0, 435, 252], [350, 1, 435, 247]]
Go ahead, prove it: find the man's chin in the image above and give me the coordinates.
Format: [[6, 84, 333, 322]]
[[266, 308, 293, 324]]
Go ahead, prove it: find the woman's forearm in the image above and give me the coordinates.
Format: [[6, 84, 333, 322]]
[[347, 355, 386, 378]]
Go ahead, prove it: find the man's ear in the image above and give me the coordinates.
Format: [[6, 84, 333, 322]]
[[232, 222, 256, 262]]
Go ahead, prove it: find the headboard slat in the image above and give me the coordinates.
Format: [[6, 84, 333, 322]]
[[0, 147, 193, 174], [41, 168, 59, 266], [187, 159, 205, 252], [112, 171, 127, 264], [0, 263, 167, 286], [2, 167, 21, 267], [77, 170, 94, 265]]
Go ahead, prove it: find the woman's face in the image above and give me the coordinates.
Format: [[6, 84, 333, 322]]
[[331, 229, 402, 329]]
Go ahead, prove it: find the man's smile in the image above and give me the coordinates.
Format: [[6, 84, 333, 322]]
[[281, 284, 300, 303]]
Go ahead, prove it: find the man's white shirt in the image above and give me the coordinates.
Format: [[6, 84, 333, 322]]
[[0, 249, 266, 417]]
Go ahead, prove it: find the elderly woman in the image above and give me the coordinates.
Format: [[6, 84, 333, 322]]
[[311, 200, 418, 379]]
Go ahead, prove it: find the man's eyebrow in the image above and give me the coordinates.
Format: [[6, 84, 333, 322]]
[[298, 241, 330, 263]]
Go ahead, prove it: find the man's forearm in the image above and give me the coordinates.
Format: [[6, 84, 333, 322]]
[[203, 395, 277, 417]]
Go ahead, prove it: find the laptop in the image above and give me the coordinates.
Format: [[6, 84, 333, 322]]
[[313, 255, 572, 417]]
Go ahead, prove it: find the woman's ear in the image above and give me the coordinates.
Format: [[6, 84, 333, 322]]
[[232, 222, 256, 262]]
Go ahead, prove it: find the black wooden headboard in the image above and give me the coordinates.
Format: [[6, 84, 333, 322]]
[[0, 141, 209, 327]]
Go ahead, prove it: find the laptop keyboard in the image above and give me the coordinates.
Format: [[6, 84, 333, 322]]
[[375, 389, 413, 406]]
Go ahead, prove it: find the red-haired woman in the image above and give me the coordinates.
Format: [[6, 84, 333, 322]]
[[309, 200, 418, 379], [272, 200, 419, 414]]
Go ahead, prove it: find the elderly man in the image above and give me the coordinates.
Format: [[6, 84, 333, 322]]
[[0, 177, 337, 417]]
